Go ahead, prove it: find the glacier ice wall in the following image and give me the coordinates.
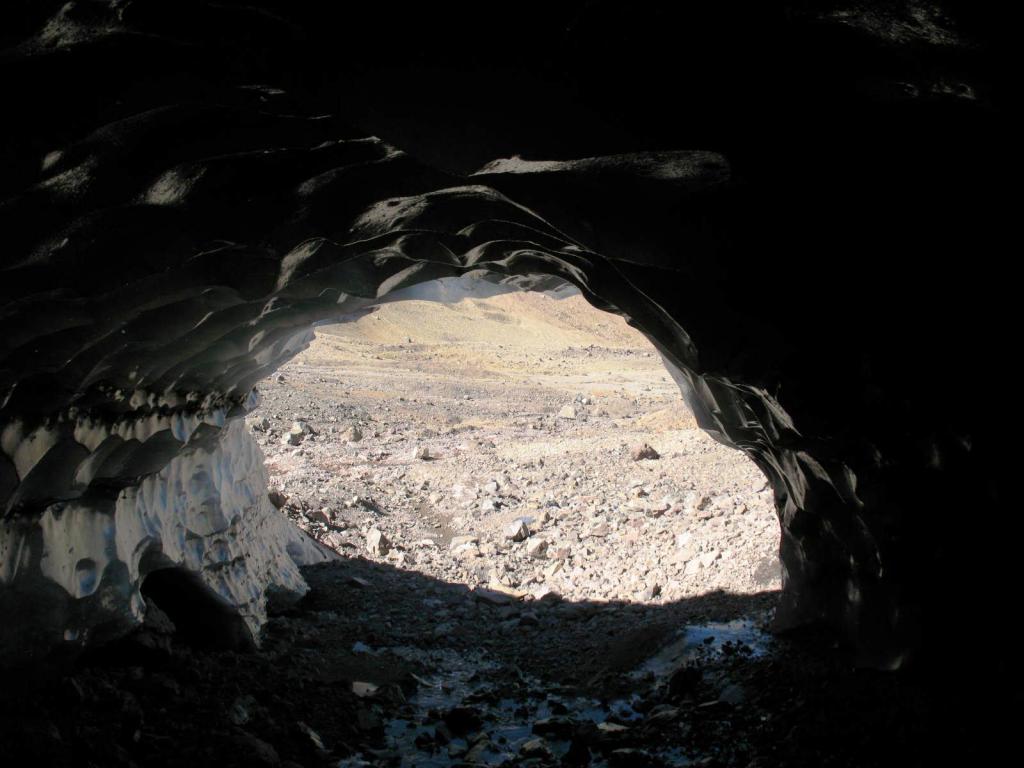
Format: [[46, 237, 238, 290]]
[[0, 405, 326, 659]]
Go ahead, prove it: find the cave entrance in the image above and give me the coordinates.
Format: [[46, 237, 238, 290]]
[[231, 273, 785, 764], [249, 275, 781, 607]]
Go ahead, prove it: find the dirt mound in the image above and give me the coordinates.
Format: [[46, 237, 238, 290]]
[[316, 290, 645, 349]]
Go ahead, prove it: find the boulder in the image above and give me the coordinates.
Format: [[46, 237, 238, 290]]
[[366, 528, 391, 557], [505, 520, 531, 542], [631, 443, 660, 461]]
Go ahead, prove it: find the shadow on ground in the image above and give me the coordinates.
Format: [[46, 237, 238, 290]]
[[0, 554, 1014, 768]]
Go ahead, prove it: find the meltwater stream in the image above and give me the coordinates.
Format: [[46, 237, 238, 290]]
[[338, 617, 772, 767]]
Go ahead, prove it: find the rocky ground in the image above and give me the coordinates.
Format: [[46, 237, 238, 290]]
[[252, 286, 781, 611], [0, 287, 1000, 766]]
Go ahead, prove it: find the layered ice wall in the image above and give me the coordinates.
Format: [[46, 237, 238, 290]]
[[0, 403, 327, 659]]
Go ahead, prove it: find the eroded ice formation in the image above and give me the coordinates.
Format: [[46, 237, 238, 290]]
[[0, 402, 327, 658]]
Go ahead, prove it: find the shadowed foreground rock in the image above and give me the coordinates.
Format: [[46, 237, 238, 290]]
[[0, 1, 1014, 673]]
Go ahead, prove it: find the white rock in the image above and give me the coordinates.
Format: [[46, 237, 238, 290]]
[[366, 528, 391, 556], [532, 585, 559, 602], [637, 583, 661, 601], [699, 550, 720, 568], [452, 543, 480, 560], [505, 519, 531, 542], [557, 405, 577, 419], [549, 545, 571, 560], [322, 531, 347, 550], [526, 538, 548, 559]]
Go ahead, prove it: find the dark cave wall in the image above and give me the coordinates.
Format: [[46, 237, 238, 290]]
[[0, 1, 1013, 668]]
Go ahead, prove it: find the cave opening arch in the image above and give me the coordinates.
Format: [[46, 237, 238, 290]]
[[254, 273, 784, 612], [0, 99, 934, 672], [0, 214, 869, 667]]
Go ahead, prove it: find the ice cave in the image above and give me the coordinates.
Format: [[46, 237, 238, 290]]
[[0, 2, 1014, 765]]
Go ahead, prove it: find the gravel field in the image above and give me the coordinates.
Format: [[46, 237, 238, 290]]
[[252, 286, 782, 609]]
